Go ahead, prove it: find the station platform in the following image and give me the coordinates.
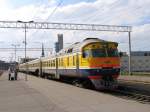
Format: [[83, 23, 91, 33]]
[[119, 75, 150, 83], [0, 72, 149, 112]]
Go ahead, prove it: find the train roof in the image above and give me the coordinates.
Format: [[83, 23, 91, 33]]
[[41, 55, 56, 61], [58, 38, 117, 55]]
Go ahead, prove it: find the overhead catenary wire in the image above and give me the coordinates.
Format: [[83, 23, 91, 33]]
[[0, 48, 52, 51], [31, 0, 63, 43], [46, 0, 63, 21]]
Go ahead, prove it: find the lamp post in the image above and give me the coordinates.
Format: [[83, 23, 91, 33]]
[[11, 44, 20, 62], [17, 20, 34, 81]]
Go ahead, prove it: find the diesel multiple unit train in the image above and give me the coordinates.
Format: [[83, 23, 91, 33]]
[[19, 38, 120, 89]]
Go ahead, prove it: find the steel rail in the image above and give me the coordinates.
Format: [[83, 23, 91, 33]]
[[113, 89, 150, 104]]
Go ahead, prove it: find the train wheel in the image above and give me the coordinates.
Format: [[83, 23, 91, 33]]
[[82, 80, 95, 89], [72, 80, 83, 88]]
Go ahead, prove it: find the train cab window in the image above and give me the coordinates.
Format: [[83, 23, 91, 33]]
[[107, 49, 119, 57], [91, 49, 106, 57], [83, 50, 90, 58]]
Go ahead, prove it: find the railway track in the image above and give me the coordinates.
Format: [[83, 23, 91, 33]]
[[70, 79, 150, 104], [71, 79, 150, 104], [112, 88, 150, 104], [118, 79, 150, 85]]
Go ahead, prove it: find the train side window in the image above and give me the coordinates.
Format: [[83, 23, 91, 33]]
[[52, 60, 53, 67], [54, 60, 55, 67], [59, 58, 61, 66], [67, 57, 69, 66], [73, 56, 75, 66], [61, 58, 63, 66], [58, 58, 60, 66], [67, 48, 73, 53], [50, 60, 52, 67], [59, 58, 60, 66], [49, 61, 50, 67], [53, 60, 55, 67]]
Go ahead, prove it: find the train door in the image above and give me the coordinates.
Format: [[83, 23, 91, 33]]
[[76, 53, 79, 75], [39, 59, 42, 77], [55, 58, 59, 79]]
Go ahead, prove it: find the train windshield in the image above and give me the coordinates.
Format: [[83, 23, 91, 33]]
[[107, 49, 119, 57], [83, 49, 106, 58], [91, 49, 106, 57], [83, 49, 119, 58]]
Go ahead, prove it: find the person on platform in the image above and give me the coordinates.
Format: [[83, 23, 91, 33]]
[[14, 63, 19, 80], [8, 67, 12, 80]]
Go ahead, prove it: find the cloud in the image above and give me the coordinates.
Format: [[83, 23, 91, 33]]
[[0, 0, 150, 61]]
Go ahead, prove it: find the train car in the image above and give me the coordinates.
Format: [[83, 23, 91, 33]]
[[19, 62, 26, 72], [19, 58, 41, 76], [19, 38, 120, 89], [41, 56, 58, 78], [26, 59, 41, 76], [55, 38, 120, 89]]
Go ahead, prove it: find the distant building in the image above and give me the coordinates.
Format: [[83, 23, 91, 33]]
[[131, 51, 150, 56], [55, 34, 63, 53], [55, 42, 59, 53], [58, 34, 63, 50], [121, 51, 150, 72], [0, 61, 16, 70], [0, 60, 9, 70]]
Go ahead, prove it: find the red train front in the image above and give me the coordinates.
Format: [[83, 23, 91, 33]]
[[79, 38, 120, 89]]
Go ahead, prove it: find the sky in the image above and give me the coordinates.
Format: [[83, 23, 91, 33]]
[[0, 0, 150, 62]]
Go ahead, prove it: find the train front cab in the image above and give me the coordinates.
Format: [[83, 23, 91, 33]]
[[81, 42, 120, 90]]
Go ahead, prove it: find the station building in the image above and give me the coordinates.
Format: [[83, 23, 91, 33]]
[[0, 61, 17, 71], [120, 51, 150, 72], [0, 60, 10, 70]]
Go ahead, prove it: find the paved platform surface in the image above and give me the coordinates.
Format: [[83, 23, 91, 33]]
[[0, 72, 150, 112], [119, 75, 150, 83]]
